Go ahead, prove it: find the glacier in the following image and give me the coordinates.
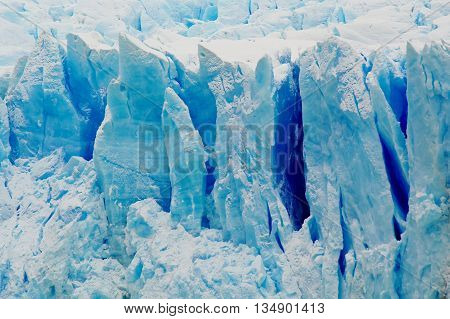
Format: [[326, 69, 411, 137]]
[[0, 0, 448, 299]]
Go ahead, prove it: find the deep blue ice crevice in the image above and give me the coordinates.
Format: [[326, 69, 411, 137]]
[[65, 32, 118, 160], [366, 52, 411, 238], [274, 230, 285, 253], [167, 51, 219, 228], [0, 99, 10, 162], [338, 190, 353, 277], [392, 215, 403, 241], [199, 44, 292, 291], [300, 38, 399, 297], [392, 244, 405, 298], [205, 158, 217, 195], [376, 63, 409, 138], [266, 201, 273, 235], [307, 216, 320, 243], [273, 63, 310, 231], [337, 188, 357, 298], [376, 124, 410, 222]]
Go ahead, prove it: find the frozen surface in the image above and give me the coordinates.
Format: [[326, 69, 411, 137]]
[[6, 34, 82, 160], [0, 99, 9, 161], [0, 0, 448, 298]]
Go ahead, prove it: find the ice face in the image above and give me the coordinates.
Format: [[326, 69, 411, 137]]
[[65, 32, 119, 160], [0, 151, 126, 298], [93, 34, 173, 261], [299, 38, 398, 298], [6, 34, 82, 161], [0, 99, 10, 162], [0, 0, 448, 299], [398, 42, 449, 298], [162, 87, 206, 234]]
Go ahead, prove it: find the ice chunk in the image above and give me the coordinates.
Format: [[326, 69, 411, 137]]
[[216, 0, 250, 24], [300, 38, 398, 297], [93, 34, 172, 260], [5, 34, 82, 161], [398, 42, 449, 298], [162, 88, 206, 234], [0, 99, 10, 162], [406, 42, 448, 200], [199, 45, 293, 291], [66, 32, 118, 160], [367, 51, 410, 229]]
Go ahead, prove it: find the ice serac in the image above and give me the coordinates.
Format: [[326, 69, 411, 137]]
[[66, 32, 118, 160], [165, 47, 218, 227], [300, 38, 399, 298], [94, 34, 172, 260], [0, 76, 9, 100], [6, 34, 82, 161], [398, 42, 448, 298], [367, 51, 410, 233], [198, 45, 293, 291], [162, 87, 206, 234], [0, 99, 10, 162], [167, 51, 217, 148]]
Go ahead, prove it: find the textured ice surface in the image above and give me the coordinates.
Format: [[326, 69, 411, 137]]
[[162, 87, 206, 234], [93, 34, 172, 260], [6, 34, 82, 160], [125, 199, 279, 298], [0, 0, 448, 298], [0, 99, 9, 162], [66, 32, 118, 159]]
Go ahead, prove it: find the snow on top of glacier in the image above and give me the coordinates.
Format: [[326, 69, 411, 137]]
[[69, 31, 115, 51], [0, 0, 448, 71], [143, 30, 202, 72], [120, 32, 169, 63]]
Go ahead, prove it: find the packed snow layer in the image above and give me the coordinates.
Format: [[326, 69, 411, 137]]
[[0, 0, 448, 298]]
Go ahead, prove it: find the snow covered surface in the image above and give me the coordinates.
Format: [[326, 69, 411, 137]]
[[0, 0, 448, 298]]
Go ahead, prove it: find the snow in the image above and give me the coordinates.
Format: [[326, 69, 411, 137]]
[[0, 0, 448, 299]]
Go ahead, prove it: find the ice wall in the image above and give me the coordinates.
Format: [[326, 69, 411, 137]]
[[66, 32, 118, 160], [299, 38, 399, 298], [0, 99, 9, 162], [0, 152, 126, 298], [162, 87, 206, 234], [398, 42, 448, 298], [6, 34, 82, 161], [0, 0, 447, 299], [93, 34, 172, 260]]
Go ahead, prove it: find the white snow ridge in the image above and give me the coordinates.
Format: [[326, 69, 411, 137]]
[[0, 0, 448, 298]]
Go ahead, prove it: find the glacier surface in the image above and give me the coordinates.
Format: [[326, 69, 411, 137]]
[[0, 0, 448, 298]]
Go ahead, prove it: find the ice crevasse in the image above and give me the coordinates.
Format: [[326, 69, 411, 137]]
[[0, 0, 448, 299]]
